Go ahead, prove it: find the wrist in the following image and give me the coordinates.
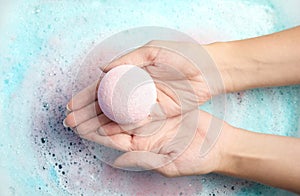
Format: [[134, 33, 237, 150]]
[[213, 124, 240, 174], [213, 126, 259, 175], [202, 42, 237, 94], [214, 126, 300, 194], [203, 41, 260, 94]]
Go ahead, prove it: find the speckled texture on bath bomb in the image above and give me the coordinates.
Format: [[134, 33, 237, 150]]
[[98, 65, 157, 124]]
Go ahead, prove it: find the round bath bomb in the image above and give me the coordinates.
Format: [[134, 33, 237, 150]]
[[98, 65, 157, 124]]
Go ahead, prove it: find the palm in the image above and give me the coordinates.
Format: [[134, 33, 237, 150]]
[[142, 48, 211, 118], [113, 110, 223, 176]]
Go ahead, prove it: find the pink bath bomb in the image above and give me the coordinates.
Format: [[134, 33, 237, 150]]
[[98, 65, 157, 124]]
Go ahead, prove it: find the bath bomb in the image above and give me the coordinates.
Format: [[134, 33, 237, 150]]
[[98, 65, 157, 125]]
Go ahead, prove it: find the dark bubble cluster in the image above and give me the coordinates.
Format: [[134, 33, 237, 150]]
[[29, 64, 105, 194]]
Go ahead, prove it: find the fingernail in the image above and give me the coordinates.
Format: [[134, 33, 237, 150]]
[[66, 104, 71, 111], [63, 119, 69, 128]]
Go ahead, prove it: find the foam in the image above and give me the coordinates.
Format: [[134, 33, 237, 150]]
[[0, 0, 299, 195]]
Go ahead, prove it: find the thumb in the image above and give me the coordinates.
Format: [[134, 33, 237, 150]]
[[150, 102, 167, 120], [113, 151, 169, 171], [100, 47, 152, 73]]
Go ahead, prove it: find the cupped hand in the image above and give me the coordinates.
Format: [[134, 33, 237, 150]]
[[118, 110, 230, 177], [101, 40, 213, 118], [64, 40, 216, 135], [68, 108, 229, 177], [64, 83, 229, 176]]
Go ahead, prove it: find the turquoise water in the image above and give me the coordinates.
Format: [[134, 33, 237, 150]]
[[0, 0, 299, 195]]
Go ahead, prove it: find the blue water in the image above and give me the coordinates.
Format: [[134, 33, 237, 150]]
[[0, 0, 299, 195]]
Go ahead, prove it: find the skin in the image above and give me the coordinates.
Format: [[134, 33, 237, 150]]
[[64, 26, 300, 194]]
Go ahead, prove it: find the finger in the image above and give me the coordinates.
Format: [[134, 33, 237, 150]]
[[65, 109, 71, 116], [81, 132, 132, 152], [156, 83, 181, 115], [100, 46, 158, 73], [97, 115, 158, 136], [113, 151, 169, 171], [97, 121, 126, 136], [145, 41, 201, 79], [149, 102, 167, 120], [64, 101, 101, 128], [149, 87, 180, 120], [75, 114, 111, 135], [129, 118, 166, 137], [118, 115, 153, 133], [67, 80, 99, 111], [155, 82, 180, 105]]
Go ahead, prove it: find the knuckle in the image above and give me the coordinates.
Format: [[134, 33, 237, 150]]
[[78, 133, 89, 140], [158, 164, 177, 178], [97, 127, 108, 136], [161, 171, 174, 178], [75, 125, 89, 135], [77, 132, 93, 141]]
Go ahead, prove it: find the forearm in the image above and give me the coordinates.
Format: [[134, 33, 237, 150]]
[[204, 26, 300, 93], [217, 127, 300, 194]]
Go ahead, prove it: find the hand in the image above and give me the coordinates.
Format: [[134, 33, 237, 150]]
[[67, 106, 230, 177], [112, 110, 230, 177], [63, 77, 228, 176], [101, 40, 215, 118], [64, 40, 216, 134]]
